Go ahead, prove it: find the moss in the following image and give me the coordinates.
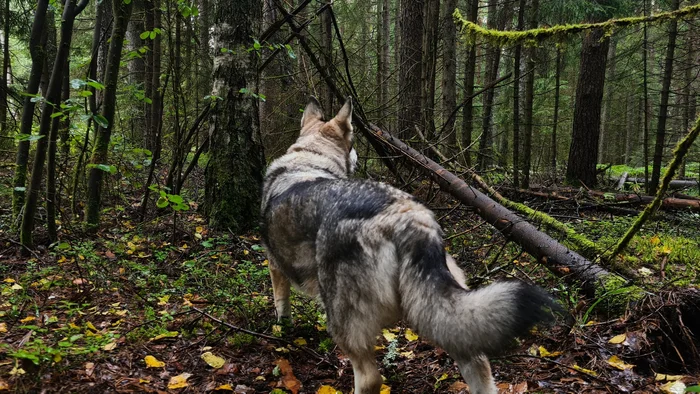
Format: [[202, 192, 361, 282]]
[[454, 4, 700, 47], [593, 274, 646, 316]]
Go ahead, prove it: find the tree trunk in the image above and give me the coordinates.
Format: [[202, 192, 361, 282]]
[[85, 0, 133, 228], [642, 0, 650, 191], [565, 28, 609, 187], [46, 58, 69, 242], [126, 0, 145, 141], [11, 0, 49, 221], [598, 37, 617, 164], [421, 0, 439, 140], [204, 0, 266, 232], [551, 47, 562, 171], [440, 0, 457, 151], [461, 0, 478, 167], [681, 33, 696, 177], [649, 0, 680, 194], [0, 0, 10, 150], [380, 0, 390, 124], [320, 7, 333, 113], [512, 0, 525, 186], [477, 0, 506, 170], [521, 0, 538, 189], [20, 0, 88, 249], [397, 0, 424, 139]]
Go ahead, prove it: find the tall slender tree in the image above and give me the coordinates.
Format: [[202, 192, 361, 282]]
[[441, 0, 458, 151], [204, 0, 266, 232], [461, 0, 478, 166], [397, 0, 424, 139]]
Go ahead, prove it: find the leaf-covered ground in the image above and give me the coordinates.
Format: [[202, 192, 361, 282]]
[[1, 168, 699, 393]]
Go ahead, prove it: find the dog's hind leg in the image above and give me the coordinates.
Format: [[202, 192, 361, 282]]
[[337, 339, 382, 394], [456, 355, 497, 394], [269, 262, 291, 321]]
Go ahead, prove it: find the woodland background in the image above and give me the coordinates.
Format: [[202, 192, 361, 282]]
[[0, 0, 699, 392]]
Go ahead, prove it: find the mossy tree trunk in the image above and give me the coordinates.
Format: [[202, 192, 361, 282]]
[[11, 0, 49, 222], [85, 0, 133, 229], [520, 0, 538, 189], [20, 0, 88, 249], [203, 0, 266, 233]]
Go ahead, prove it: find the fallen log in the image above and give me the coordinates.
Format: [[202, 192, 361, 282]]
[[587, 191, 700, 211], [620, 177, 699, 190]]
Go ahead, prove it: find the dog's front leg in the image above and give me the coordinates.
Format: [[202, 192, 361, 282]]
[[456, 355, 497, 394], [269, 263, 291, 321]]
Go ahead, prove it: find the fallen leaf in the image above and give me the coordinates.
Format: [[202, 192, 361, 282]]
[[3, 278, 15, 283], [9, 366, 24, 376], [103, 341, 117, 351], [150, 331, 179, 341], [437, 373, 449, 382], [144, 355, 165, 368], [19, 316, 35, 323], [655, 373, 685, 381], [0, 379, 9, 391], [201, 351, 226, 369], [73, 278, 88, 285], [85, 362, 95, 376], [380, 384, 390, 394], [608, 333, 627, 344], [275, 359, 301, 394], [293, 338, 307, 346], [215, 384, 233, 391], [400, 350, 414, 359], [158, 295, 170, 305], [404, 328, 418, 341], [650, 235, 661, 245], [168, 372, 192, 389], [538, 346, 562, 358], [105, 250, 117, 261], [448, 381, 469, 393], [0, 323, 6, 333], [659, 380, 686, 394], [317, 385, 342, 394], [382, 329, 396, 342], [571, 364, 597, 376], [11, 284, 22, 290], [607, 355, 634, 371]]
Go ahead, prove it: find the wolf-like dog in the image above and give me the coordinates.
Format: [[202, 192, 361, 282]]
[[261, 97, 560, 394]]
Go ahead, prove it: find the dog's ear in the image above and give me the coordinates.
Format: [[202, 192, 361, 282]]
[[334, 97, 353, 132], [301, 96, 324, 129]]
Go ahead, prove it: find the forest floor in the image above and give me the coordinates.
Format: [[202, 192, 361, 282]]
[[1, 166, 700, 393]]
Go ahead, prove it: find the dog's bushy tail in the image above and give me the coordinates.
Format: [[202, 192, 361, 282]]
[[398, 237, 560, 361]]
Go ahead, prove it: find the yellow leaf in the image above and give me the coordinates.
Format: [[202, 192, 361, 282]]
[[317, 385, 342, 394], [139, 379, 150, 384], [0, 323, 6, 333], [382, 329, 396, 342], [215, 384, 234, 391], [275, 347, 290, 353], [0, 379, 9, 391], [655, 373, 685, 381], [659, 380, 686, 394], [293, 338, 307, 346], [57, 256, 67, 263], [607, 355, 634, 371], [19, 316, 35, 323], [262, 259, 269, 266], [571, 364, 597, 376], [103, 342, 117, 351], [150, 331, 179, 341], [437, 373, 448, 382], [69, 322, 80, 329], [86, 321, 98, 332], [167, 372, 191, 389], [158, 295, 170, 305], [195, 226, 204, 233], [538, 346, 562, 358], [400, 350, 415, 359], [272, 325, 282, 335], [11, 284, 22, 290], [608, 333, 626, 344], [144, 355, 165, 368], [650, 235, 661, 245], [404, 329, 418, 341], [53, 353, 62, 363], [661, 246, 672, 255], [380, 384, 391, 394], [9, 366, 25, 376], [200, 351, 225, 369], [243, 250, 249, 255], [3, 278, 15, 283]]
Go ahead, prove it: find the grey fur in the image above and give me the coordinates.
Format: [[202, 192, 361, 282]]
[[260, 98, 560, 394]]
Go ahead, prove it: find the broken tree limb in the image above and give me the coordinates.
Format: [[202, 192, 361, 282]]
[[609, 113, 700, 259], [616, 172, 628, 190], [415, 127, 603, 259], [588, 190, 700, 211], [619, 177, 699, 190], [361, 120, 616, 294]]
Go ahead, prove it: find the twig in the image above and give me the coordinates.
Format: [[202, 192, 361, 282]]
[[501, 354, 616, 388], [191, 306, 336, 369]]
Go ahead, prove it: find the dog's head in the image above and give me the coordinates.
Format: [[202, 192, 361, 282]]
[[297, 96, 357, 174]]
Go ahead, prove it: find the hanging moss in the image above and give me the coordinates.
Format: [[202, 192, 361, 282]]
[[454, 4, 700, 47]]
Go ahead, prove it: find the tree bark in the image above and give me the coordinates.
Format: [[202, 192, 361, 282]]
[[397, 0, 424, 139], [85, 0, 133, 228], [565, 28, 609, 187], [598, 37, 617, 164], [521, 0, 538, 189], [11, 0, 49, 221], [20, 0, 89, 248], [512, 0, 525, 186], [551, 47, 562, 171], [46, 58, 69, 242], [440, 0, 457, 152], [421, 0, 439, 140], [0, 0, 10, 150], [204, 0, 266, 232], [461, 0, 478, 167]]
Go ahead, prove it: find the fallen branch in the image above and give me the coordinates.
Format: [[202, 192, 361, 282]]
[[620, 177, 699, 190]]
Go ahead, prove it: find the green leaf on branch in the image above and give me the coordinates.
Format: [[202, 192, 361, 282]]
[[93, 115, 109, 128]]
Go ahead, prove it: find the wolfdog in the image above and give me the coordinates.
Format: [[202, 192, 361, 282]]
[[261, 97, 560, 394]]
